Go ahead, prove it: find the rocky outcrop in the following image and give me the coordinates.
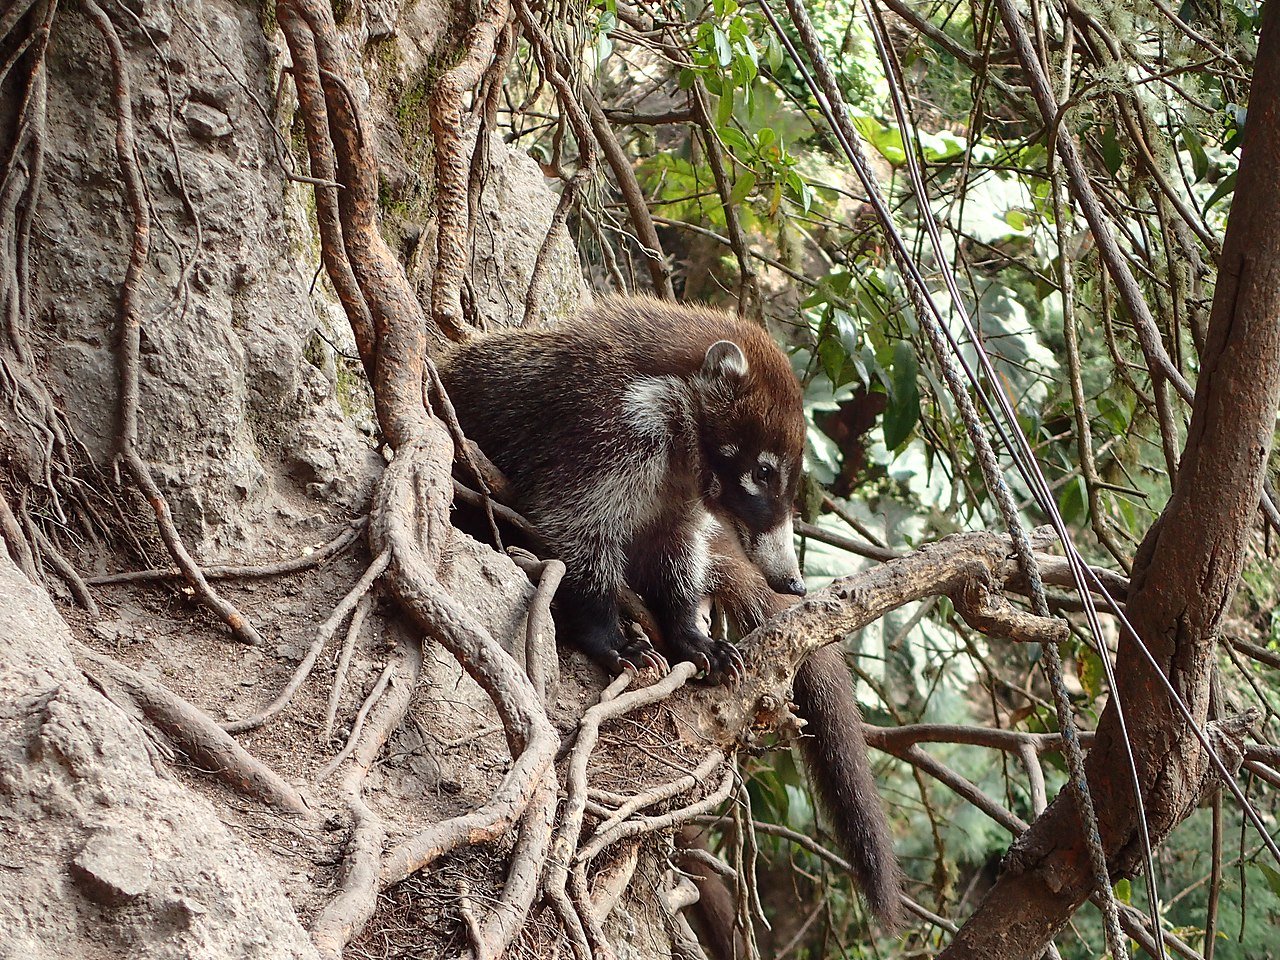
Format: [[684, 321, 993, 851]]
[[0, 553, 320, 960]]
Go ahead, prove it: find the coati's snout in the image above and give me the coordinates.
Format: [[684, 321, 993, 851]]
[[742, 515, 806, 597]]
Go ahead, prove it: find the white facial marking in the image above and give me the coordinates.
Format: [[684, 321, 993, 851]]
[[749, 514, 801, 587], [740, 471, 760, 496], [719, 444, 739, 459]]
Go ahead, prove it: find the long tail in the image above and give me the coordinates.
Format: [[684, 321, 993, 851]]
[[708, 534, 903, 927], [793, 645, 904, 928]]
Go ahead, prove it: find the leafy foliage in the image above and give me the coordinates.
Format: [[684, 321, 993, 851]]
[[503, 0, 1279, 953]]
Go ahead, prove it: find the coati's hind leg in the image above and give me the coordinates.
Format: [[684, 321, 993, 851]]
[[555, 578, 666, 674]]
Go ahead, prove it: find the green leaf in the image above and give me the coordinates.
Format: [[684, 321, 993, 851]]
[[729, 170, 756, 205], [1096, 396, 1130, 435], [716, 87, 735, 127], [819, 338, 851, 387], [883, 341, 920, 449], [1258, 863, 1280, 900], [718, 127, 750, 152], [1203, 170, 1237, 214], [1100, 124, 1124, 175], [1059, 475, 1087, 524], [1182, 125, 1209, 183], [764, 31, 783, 72], [1114, 879, 1132, 903], [852, 115, 906, 166], [713, 26, 733, 67]]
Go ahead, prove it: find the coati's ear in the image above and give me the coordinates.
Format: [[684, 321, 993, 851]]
[[701, 340, 749, 386]]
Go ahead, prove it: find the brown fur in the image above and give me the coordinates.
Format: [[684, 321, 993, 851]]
[[442, 297, 900, 926], [440, 296, 806, 675]]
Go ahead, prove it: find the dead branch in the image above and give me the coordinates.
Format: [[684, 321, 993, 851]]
[[679, 530, 1057, 751], [951, 573, 1070, 646], [75, 643, 310, 816], [87, 518, 364, 585], [224, 548, 390, 735]]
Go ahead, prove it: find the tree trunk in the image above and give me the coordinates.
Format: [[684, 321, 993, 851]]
[[941, 4, 1280, 954]]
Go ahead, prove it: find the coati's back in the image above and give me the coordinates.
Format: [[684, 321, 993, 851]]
[[440, 296, 803, 498]]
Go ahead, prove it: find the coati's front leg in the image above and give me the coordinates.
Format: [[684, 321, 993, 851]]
[[556, 577, 666, 674], [630, 528, 745, 683]]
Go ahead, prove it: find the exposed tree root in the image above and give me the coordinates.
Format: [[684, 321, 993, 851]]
[[83, 0, 264, 647], [310, 634, 422, 960], [0, 489, 37, 580], [428, 0, 512, 340], [476, 773, 559, 958], [75, 643, 310, 816], [317, 658, 394, 781], [25, 517, 98, 616], [324, 590, 375, 740], [587, 749, 722, 841], [276, 7, 566, 954], [225, 548, 390, 735], [87, 518, 365, 586], [508, 548, 564, 704]]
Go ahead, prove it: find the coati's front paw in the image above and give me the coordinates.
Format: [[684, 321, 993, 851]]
[[609, 633, 670, 675], [669, 630, 744, 684]]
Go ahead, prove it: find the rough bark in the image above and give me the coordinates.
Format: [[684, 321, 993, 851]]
[[941, 5, 1280, 954]]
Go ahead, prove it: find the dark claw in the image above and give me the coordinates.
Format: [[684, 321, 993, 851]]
[[612, 633, 667, 676], [642, 649, 670, 673]]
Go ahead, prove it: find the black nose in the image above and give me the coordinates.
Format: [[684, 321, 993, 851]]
[[782, 577, 807, 597]]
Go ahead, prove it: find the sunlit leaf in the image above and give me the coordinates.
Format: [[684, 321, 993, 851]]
[[883, 341, 920, 449]]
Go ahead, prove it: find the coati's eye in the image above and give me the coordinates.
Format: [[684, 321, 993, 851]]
[[752, 462, 775, 485]]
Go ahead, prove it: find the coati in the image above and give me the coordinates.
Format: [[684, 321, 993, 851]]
[[439, 296, 903, 926]]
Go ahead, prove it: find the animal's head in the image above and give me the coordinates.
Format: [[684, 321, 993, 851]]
[[695, 338, 807, 597]]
